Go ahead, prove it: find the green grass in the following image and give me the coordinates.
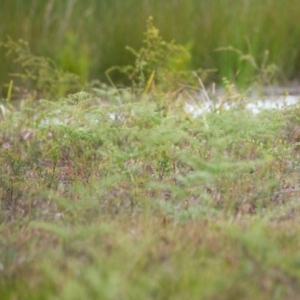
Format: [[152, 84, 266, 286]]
[[2, 10, 300, 299], [1, 0, 300, 87], [2, 75, 300, 298], [2, 86, 300, 298]]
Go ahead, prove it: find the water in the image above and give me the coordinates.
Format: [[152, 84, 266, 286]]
[[185, 87, 300, 117], [38, 87, 300, 126]]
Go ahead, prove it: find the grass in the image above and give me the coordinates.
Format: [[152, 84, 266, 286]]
[[1, 0, 300, 87], [2, 15, 300, 300], [2, 86, 300, 298]]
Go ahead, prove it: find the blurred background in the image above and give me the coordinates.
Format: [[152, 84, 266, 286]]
[[1, 0, 300, 89]]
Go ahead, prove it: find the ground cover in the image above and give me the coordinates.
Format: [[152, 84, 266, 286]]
[[2, 80, 300, 299], [2, 19, 300, 299]]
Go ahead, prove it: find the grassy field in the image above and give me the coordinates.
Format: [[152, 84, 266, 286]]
[[1, 0, 300, 87], [2, 3, 300, 299], [2, 76, 300, 298]]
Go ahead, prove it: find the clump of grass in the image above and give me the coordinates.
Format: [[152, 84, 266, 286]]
[[1, 38, 83, 100], [106, 16, 204, 93], [215, 46, 278, 87]]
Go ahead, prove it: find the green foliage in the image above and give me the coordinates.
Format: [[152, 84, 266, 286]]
[[56, 32, 90, 84], [1, 5, 300, 298], [2, 0, 298, 87], [0, 38, 83, 99], [215, 46, 278, 86], [1, 85, 300, 298], [107, 16, 199, 93]]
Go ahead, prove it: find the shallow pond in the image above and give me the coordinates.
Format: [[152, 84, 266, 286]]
[[186, 86, 300, 116]]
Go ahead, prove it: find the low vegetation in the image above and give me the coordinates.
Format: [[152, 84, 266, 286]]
[[1, 17, 300, 300]]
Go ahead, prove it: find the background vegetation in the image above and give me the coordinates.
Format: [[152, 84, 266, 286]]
[[1, 0, 300, 88]]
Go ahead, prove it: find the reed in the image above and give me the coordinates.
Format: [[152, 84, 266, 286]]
[[1, 0, 300, 87]]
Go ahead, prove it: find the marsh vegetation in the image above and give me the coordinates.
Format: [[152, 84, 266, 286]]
[[1, 2, 300, 299]]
